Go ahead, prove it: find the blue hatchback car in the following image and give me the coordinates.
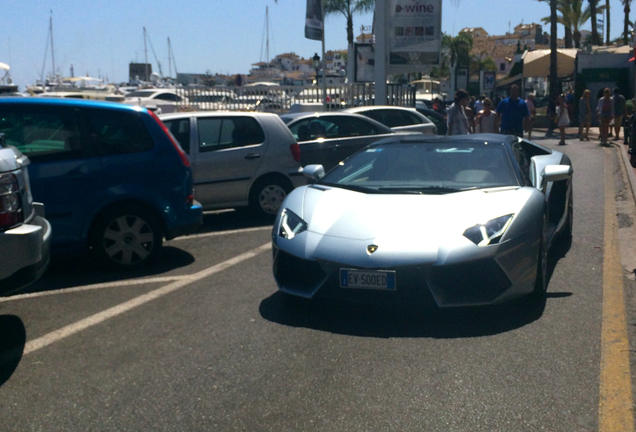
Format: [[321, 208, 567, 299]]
[[0, 98, 202, 269]]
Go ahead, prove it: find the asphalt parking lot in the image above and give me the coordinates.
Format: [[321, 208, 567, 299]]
[[1, 134, 636, 431]]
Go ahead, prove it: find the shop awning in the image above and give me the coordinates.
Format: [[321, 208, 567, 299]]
[[495, 73, 523, 89], [522, 49, 578, 78]]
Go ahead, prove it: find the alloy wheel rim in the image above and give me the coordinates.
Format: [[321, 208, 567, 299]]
[[259, 185, 287, 215], [103, 215, 154, 265]]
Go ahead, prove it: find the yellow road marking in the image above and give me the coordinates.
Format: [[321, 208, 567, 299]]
[[599, 147, 635, 431]]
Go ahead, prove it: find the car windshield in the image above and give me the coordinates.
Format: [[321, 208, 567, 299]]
[[319, 140, 520, 194]]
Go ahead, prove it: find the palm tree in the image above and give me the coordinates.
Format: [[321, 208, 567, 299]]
[[605, 0, 611, 45], [324, 0, 375, 47], [442, 32, 473, 69], [556, 0, 600, 48], [622, 0, 632, 44], [589, 0, 601, 45], [544, 0, 599, 48], [470, 52, 496, 77], [550, 0, 559, 99]]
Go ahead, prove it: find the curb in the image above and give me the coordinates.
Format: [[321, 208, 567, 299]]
[[618, 142, 636, 205]]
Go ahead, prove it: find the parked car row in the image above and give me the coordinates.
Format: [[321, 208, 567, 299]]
[[0, 98, 436, 289], [0, 97, 202, 280]]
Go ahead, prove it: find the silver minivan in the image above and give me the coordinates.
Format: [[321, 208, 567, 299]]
[[160, 112, 305, 216]]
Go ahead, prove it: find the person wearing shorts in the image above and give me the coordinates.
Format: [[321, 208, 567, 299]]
[[579, 89, 592, 140], [613, 87, 626, 141]]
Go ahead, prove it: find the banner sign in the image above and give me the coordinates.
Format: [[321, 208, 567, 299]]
[[481, 71, 496, 91], [389, 0, 442, 66], [305, 0, 324, 41]]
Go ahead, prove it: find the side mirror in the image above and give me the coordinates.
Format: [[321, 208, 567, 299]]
[[542, 164, 572, 182], [302, 164, 325, 181]]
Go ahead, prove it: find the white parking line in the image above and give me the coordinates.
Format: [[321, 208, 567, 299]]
[[0, 276, 188, 303], [22, 243, 271, 356], [169, 226, 272, 241]]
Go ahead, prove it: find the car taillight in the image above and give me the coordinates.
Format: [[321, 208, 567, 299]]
[[0, 173, 23, 230], [289, 143, 301, 162], [148, 110, 191, 168]]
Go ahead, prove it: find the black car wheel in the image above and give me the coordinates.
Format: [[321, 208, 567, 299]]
[[90, 205, 163, 269]]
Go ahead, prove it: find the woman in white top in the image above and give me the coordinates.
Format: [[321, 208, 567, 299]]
[[446, 89, 470, 135], [556, 94, 570, 145], [474, 98, 498, 133]]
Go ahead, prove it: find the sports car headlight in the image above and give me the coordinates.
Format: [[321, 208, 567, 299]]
[[463, 214, 514, 246], [278, 209, 307, 240]]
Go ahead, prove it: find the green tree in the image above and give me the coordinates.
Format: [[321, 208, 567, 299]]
[[550, 0, 559, 99], [589, 0, 601, 45], [622, 0, 632, 44], [324, 0, 375, 47], [536, 0, 560, 97], [543, 0, 600, 48], [605, 0, 610, 45], [470, 52, 496, 76], [442, 32, 473, 69]]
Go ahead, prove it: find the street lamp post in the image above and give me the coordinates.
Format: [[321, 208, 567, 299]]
[[312, 53, 321, 101]]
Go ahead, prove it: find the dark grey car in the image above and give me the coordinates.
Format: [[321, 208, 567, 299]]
[[280, 112, 419, 171]]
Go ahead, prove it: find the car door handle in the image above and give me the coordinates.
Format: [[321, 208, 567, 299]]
[[244, 153, 261, 160]]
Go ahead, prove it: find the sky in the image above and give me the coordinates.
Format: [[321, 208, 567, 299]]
[[1, 0, 633, 90]]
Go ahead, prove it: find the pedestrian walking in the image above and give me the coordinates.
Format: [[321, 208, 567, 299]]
[[525, 93, 536, 139], [446, 89, 471, 135], [556, 94, 570, 145], [473, 94, 486, 114], [597, 87, 614, 146], [613, 87, 626, 141], [566, 88, 575, 126], [578, 89, 592, 140], [496, 84, 530, 137], [474, 98, 498, 133]]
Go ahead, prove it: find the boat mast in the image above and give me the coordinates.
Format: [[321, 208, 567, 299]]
[[168, 38, 172, 80], [50, 11, 56, 79], [143, 27, 149, 81]]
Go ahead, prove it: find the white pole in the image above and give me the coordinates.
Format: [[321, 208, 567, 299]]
[[321, 0, 327, 110], [374, 0, 388, 105]]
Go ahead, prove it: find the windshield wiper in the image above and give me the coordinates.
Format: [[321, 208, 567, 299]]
[[317, 182, 390, 194], [378, 186, 477, 194]]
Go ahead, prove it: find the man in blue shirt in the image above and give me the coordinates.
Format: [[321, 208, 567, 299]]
[[496, 84, 530, 137]]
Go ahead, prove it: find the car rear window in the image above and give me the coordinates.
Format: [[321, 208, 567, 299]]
[[197, 116, 265, 152], [163, 118, 191, 154], [84, 109, 154, 156]]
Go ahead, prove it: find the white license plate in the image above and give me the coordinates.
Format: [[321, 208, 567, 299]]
[[339, 269, 396, 290]]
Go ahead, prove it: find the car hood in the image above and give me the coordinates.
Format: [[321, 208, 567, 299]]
[[296, 184, 532, 243]]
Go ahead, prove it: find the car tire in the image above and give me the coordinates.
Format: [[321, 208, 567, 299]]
[[250, 177, 292, 217], [533, 215, 548, 298], [89, 205, 163, 270]]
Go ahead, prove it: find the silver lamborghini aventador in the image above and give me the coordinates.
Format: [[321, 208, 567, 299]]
[[271, 134, 573, 307]]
